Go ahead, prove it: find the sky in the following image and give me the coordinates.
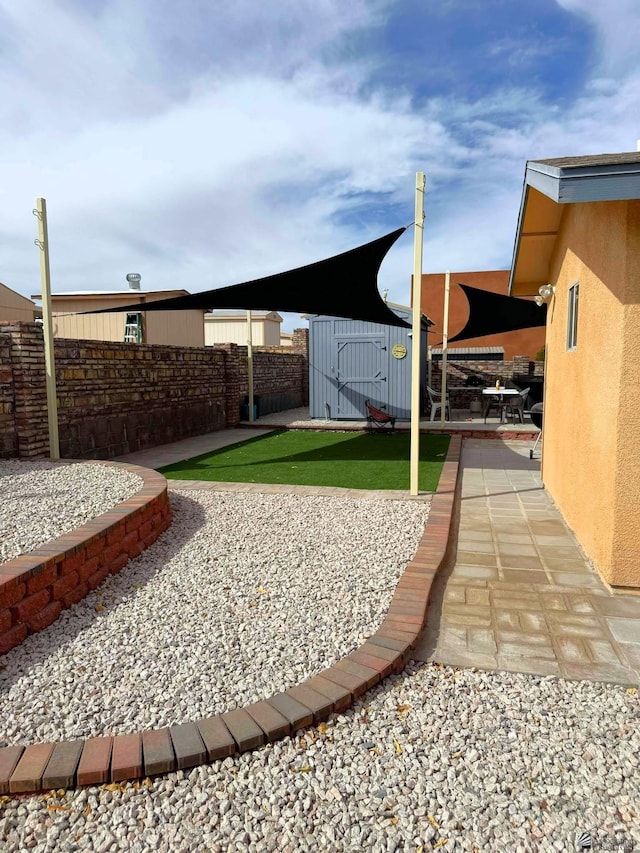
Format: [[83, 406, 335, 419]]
[[2, 0, 640, 330]]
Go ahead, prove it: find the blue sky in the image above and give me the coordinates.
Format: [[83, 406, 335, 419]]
[[2, 0, 640, 329]]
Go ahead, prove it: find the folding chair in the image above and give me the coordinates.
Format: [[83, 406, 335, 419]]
[[365, 400, 396, 434]]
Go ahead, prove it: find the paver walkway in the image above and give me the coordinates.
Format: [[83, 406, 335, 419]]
[[413, 439, 640, 684]]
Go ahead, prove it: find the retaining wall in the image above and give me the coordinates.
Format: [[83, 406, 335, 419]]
[[0, 463, 170, 656]]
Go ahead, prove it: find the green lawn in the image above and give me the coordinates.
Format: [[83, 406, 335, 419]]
[[158, 430, 450, 491]]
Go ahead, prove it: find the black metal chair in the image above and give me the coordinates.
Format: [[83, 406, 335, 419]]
[[365, 400, 396, 433], [504, 387, 530, 424], [483, 394, 505, 422]]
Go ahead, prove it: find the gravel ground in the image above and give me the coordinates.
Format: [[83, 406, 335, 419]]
[[0, 489, 429, 743], [2, 464, 638, 852], [0, 664, 638, 852], [0, 461, 142, 563]]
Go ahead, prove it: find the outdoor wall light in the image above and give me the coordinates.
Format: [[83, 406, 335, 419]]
[[535, 283, 555, 306]]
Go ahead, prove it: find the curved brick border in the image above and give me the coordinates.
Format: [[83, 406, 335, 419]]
[[0, 437, 461, 795], [0, 462, 171, 657]]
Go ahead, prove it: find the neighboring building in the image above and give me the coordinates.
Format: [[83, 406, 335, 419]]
[[0, 282, 38, 322], [279, 331, 294, 347], [510, 151, 640, 589], [421, 270, 545, 360], [30, 289, 205, 347], [204, 310, 283, 347], [308, 303, 429, 421]]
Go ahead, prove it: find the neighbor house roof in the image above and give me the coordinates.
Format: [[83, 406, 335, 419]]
[[31, 289, 190, 300], [204, 310, 283, 321], [509, 151, 640, 296]]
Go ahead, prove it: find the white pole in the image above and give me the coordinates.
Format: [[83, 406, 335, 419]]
[[33, 198, 60, 460], [440, 270, 450, 425], [410, 172, 426, 496], [247, 309, 255, 422]]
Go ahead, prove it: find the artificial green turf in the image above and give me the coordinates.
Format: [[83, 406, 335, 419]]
[[158, 430, 450, 491]]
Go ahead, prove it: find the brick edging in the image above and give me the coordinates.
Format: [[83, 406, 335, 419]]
[[0, 462, 171, 657], [240, 422, 536, 441], [0, 437, 462, 795]]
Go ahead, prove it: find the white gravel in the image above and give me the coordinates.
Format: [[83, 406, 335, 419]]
[[0, 489, 429, 744], [0, 664, 638, 852], [0, 460, 142, 564], [3, 463, 637, 851]]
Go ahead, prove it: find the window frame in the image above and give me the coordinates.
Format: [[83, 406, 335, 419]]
[[566, 282, 579, 351]]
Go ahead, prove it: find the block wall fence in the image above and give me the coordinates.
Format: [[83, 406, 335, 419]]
[[0, 323, 309, 460], [429, 356, 545, 407]]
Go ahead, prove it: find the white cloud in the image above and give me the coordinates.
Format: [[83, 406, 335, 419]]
[[555, 0, 640, 75], [2, 0, 640, 330]]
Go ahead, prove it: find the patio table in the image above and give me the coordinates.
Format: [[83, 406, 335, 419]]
[[481, 387, 520, 422]]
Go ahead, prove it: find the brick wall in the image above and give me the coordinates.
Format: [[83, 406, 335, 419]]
[[0, 323, 309, 459], [236, 344, 309, 416], [0, 330, 16, 458], [430, 357, 545, 408]]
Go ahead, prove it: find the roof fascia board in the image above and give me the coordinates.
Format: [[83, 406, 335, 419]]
[[523, 163, 561, 203], [526, 160, 640, 203], [508, 182, 531, 295]]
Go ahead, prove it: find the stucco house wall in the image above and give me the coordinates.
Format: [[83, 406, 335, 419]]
[[543, 200, 640, 587]]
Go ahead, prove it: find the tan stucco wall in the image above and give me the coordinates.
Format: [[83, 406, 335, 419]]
[[543, 200, 640, 587]]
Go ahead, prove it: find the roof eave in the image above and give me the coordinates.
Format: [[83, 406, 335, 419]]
[[509, 157, 640, 296]]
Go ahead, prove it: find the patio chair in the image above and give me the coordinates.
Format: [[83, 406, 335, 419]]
[[426, 386, 451, 421], [483, 392, 505, 422], [365, 400, 396, 433], [504, 387, 530, 424]]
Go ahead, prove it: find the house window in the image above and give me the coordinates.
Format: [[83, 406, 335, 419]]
[[567, 282, 579, 350]]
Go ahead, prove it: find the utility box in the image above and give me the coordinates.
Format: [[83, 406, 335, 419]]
[[308, 303, 429, 420]]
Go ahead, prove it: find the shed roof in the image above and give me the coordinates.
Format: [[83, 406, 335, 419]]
[[509, 151, 640, 296], [204, 310, 283, 321], [1, 282, 36, 310]]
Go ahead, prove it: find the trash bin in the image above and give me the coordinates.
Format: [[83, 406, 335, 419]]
[[240, 395, 260, 420]]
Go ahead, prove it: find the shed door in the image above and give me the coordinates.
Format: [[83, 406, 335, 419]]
[[335, 336, 387, 418]]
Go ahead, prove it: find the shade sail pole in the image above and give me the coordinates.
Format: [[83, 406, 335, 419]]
[[247, 310, 255, 422], [410, 172, 426, 496], [33, 198, 60, 460], [440, 270, 450, 425]]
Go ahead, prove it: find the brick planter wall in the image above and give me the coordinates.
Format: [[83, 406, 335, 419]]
[[0, 463, 170, 656]]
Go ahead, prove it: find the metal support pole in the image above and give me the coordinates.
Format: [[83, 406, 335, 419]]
[[410, 172, 425, 496], [33, 198, 60, 460], [247, 309, 255, 422], [440, 270, 450, 425]]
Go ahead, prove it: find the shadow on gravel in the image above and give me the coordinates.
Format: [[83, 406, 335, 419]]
[[0, 492, 206, 696]]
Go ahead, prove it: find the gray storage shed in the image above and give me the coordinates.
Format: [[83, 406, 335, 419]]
[[309, 303, 429, 420]]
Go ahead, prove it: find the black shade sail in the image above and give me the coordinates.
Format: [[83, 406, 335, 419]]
[[447, 283, 547, 343], [81, 228, 410, 328]]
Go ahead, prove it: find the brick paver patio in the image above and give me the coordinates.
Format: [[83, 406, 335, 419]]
[[413, 439, 640, 684]]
